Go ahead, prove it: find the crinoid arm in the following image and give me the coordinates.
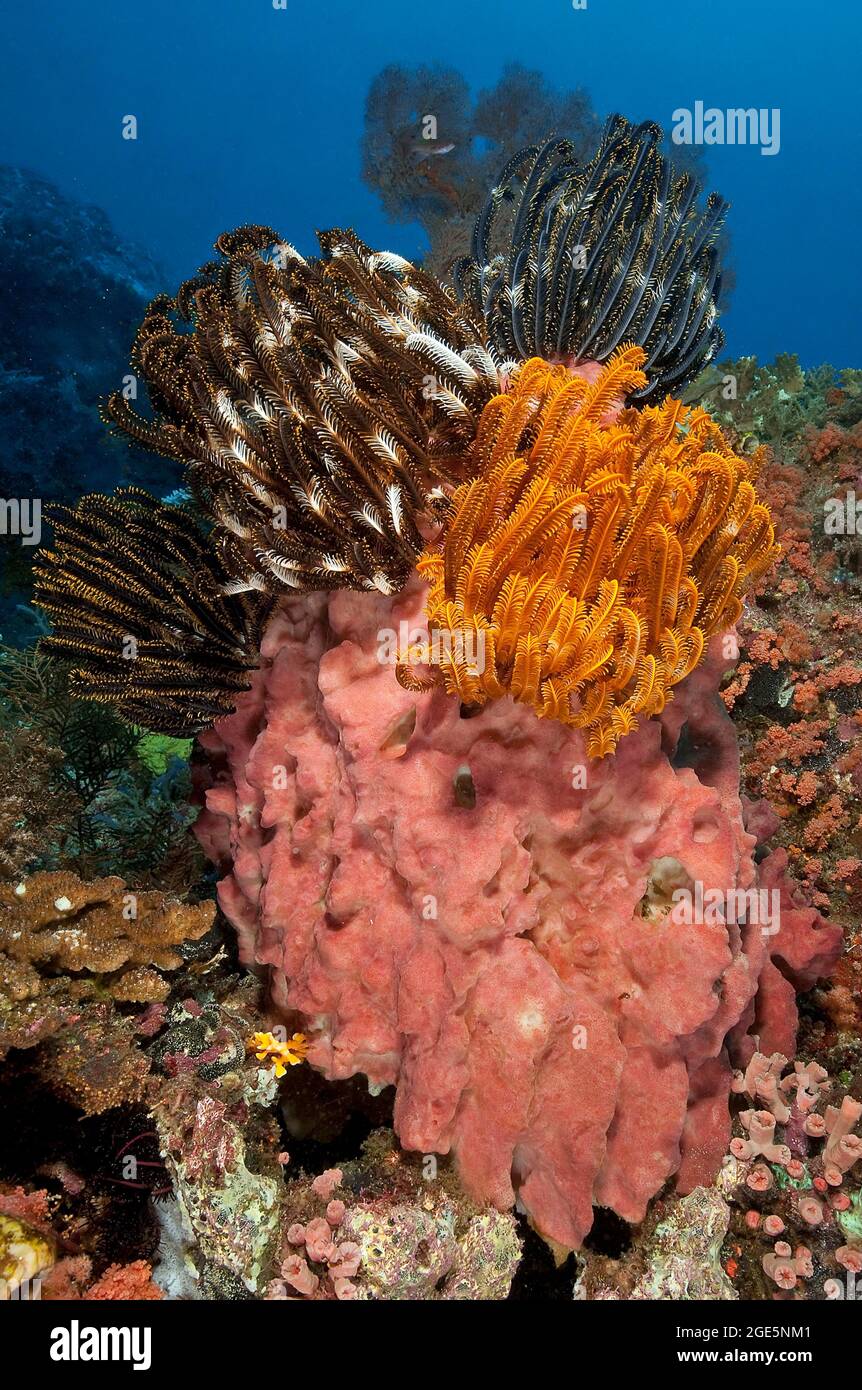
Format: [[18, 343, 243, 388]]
[[104, 227, 501, 597], [454, 115, 728, 402], [32, 489, 272, 735], [409, 348, 780, 755]]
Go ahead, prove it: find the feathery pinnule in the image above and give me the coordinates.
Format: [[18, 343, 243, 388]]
[[33, 489, 271, 735], [104, 226, 502, 597], [455, 115, 728, 403], [402, 346, 780, 757]]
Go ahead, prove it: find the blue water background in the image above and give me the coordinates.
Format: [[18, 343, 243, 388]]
[[1, 0, 859, 367]]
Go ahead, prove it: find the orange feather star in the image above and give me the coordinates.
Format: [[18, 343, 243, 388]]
[[400, 346, 780, 757]]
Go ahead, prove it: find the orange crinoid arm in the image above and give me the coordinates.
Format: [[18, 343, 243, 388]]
[[407, 345, 780, 758]]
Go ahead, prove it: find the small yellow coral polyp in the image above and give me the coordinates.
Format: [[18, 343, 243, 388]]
[[404, 345, 780, 758], [248, 1030, 308, 1076]]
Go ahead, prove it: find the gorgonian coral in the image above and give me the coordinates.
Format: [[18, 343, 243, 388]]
[[32, 488, 270, 734], [454, 115, 728, 401], [403, 346, 779, 756], [104, 226, 500, 596]]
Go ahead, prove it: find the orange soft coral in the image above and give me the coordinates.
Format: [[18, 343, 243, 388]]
[[248, 1030, 308, 1076], [404, 346, 780, 757]]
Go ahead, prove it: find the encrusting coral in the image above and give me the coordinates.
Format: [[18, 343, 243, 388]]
[[0, 870, 214, 1004], [404, 347, 779, 755], [0, 871, 216, 1114], [0, 1187, 162, 1301]]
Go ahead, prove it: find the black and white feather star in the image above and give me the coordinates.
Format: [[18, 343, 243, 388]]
[[105, 227, 501, 597], [454, 114, 729, 402]]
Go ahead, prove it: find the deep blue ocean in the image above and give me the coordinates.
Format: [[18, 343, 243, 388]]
[[2, 0, 859, 369]]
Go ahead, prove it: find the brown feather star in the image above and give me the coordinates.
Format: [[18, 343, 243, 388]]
[[398, 345, 780, 757], [104, 226, 501, 596], [32, 488, 271, 736]]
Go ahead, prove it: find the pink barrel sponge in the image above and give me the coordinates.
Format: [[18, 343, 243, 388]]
[[195, 578, 841, 1249]]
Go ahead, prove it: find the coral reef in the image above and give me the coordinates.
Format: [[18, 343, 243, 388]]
[[0, 870, 215, 1114], [145, 982, 518, 1299], [685, 356, 862, 1030], [8, 91, 855, 1302], [271, 1133, 521, 1300], [0, 166, 178, 648], [0, 725, 70, 879], [0, 1186, 161, 1300], [577, 1186, 737, 1300], [0, 870, 214, 1001], [0, 167, 170, 506], [714, 1053, 862, 1299], [194, 577, 840, 1249]]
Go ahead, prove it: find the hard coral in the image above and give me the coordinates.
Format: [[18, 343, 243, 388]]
[[195, 577, 840, 1249], [0, 867, 209, 1112], [0, 870, 214, 1002], [406, 348, 779, 756]]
